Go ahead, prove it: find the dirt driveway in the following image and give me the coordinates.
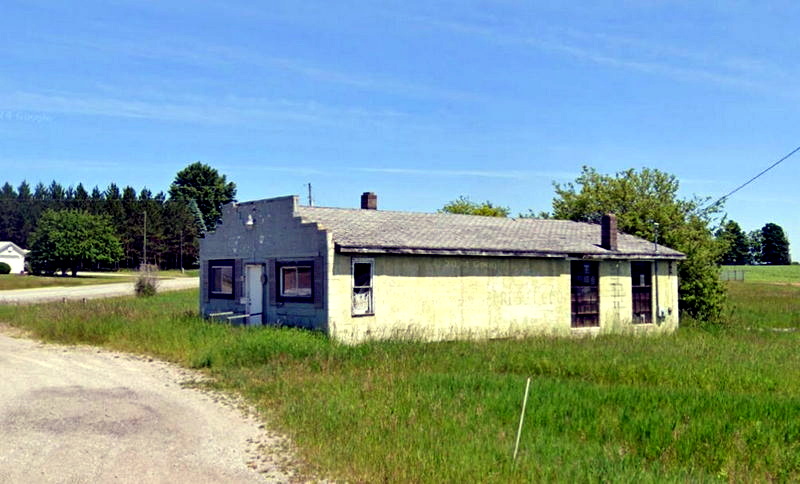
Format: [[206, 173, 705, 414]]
[[0, 329, 297, 483]]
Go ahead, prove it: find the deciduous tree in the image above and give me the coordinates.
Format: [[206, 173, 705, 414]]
[[169, 162, 236, 230], [548, 166, 726, 322], [440, 196, 509, 217], [28, 209, 123, 276]]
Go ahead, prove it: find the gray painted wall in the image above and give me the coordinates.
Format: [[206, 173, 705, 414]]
[[199, 196, 329, 330]]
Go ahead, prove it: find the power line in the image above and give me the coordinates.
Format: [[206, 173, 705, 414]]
[[707, 144, 800, 209]]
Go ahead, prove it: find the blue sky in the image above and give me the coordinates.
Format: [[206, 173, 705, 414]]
[[1, 1, 798, 258]]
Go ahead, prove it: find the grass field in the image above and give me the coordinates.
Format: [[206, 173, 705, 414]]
[[0, 266, 798, 481], [720, 264, 800, 284]]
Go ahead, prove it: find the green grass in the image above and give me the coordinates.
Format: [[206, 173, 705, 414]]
[[0, 287, 798, 482], [720, 264, 800, 284], [726, 282, 800, 329], [0, 274, 135, 290]]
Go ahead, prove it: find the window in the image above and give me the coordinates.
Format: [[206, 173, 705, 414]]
[[571, 261, 599, 328], [631, 262, 652, 324], [278, 261, 314, 302], [352, 258, 373, 316], [209, 259, 234, 299]]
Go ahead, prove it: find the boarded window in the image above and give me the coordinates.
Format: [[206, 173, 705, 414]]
[[352, 258, 373, 316], [280, 265, 313, 298], [631, 261, 652, 324], [209, 259, 235, 299], [571, 261, 599, 328]]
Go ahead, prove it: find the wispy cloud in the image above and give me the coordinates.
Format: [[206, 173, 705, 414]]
[[357, 167, 576, 180], [241, 165, 576, 180], [2, 89, 410, 126], [18, 31, 482, 104], [0, 158, 122, 171], [412, 16, 791, 97], [234, 165, 329, 176]]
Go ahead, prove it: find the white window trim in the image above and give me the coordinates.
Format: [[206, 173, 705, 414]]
[[351, 257, 374, 316]]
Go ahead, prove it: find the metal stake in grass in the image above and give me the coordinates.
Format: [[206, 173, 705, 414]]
[[513, 377, 531, 461]]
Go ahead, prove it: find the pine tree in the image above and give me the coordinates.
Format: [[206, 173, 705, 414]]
[[717, 220, 751, 265], [760, 223, 791, 265]]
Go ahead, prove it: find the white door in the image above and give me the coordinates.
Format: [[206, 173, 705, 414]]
[[245, 264, 264, 325]]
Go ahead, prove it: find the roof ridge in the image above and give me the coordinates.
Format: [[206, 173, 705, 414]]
[[296, 205, 576, 223]]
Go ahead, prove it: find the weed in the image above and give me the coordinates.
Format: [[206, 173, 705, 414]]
[[134, 264, 159, 297]]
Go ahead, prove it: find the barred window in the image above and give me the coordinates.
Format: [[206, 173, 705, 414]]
[[631, 262, 653, 324], [571, 261, 599, 328]]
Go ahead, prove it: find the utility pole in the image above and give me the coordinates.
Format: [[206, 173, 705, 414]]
[[143, 210, 147, 268], [653, 222, 659, 253], [180, 227, 184, 274]]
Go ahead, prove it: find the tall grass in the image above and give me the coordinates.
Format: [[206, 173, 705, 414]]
[[726, 282, 800, 329], [1, 289, 799, 481]]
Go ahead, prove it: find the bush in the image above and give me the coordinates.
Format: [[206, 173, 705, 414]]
[[0, 262, 10, 274], [134, 264, 159, 297]]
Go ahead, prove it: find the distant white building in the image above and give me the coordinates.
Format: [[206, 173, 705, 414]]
[[0, 242, 28, 274]]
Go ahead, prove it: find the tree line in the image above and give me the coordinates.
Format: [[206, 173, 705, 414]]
[[0, 162, 235, 272], [716, 220, 791, 265]]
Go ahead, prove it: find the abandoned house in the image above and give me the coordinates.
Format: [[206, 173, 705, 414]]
[[199, 193, 685, 342]]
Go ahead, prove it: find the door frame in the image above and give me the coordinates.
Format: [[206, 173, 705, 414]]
[[245, 263, 265, 325]]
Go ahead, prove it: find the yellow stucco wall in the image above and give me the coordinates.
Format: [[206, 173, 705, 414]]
[[595, 260, 679, 334], [328, 253, 679, 343]]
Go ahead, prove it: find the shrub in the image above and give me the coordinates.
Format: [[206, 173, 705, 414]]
[[0, 262, 10, 274], [134, 264, 159, 297]]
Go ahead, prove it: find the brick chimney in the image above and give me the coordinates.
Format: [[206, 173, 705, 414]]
[[361, 192, 377, 210], [601, 213, 618, 251]]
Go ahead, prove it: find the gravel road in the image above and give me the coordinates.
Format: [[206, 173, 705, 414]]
[[0, 277, 199, 305], [0, 328, 298, 483]]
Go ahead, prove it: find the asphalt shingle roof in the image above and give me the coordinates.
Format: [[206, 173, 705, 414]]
[[295, 206, 685, 260]]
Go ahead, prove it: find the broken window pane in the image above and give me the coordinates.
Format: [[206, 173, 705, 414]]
[[354, 263, 371, 287], [352, 259, 373, 316], [571, 261, 599, 328]]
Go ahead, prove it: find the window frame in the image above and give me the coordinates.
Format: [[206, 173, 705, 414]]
[[351, 257, 374, 316], [208, 259, 235, 300], [631, 261, 653, 324], [570, 260, 600, 328], [276, 260, 315, 303]]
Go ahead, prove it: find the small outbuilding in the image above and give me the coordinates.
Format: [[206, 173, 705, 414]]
[[200, 193, 685, 342], [0, 241, 28, 274]]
